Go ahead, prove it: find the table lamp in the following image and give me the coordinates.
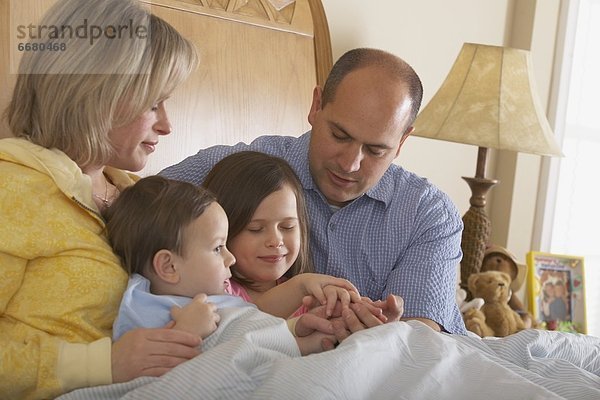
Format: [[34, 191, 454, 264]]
[[411, 43, 563, 293]]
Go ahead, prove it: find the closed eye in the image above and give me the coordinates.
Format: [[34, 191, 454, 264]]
[[366, 146, 385, 157], [332, 131, 350, 141]]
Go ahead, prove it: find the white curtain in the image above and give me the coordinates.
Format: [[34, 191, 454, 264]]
[[549, 0, 600, 337]]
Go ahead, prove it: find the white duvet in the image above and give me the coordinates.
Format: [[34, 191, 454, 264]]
[[59, 306, 600, 400]]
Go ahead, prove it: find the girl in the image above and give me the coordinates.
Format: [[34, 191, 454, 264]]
[[203, 151, 379, 320]]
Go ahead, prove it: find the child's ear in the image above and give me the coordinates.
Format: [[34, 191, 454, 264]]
[[152, 249, 180, 284]]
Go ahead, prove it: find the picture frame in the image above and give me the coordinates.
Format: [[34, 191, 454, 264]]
[[526, 251, 587, 334]]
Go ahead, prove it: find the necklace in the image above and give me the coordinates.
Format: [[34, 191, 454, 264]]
[[93, 178, 118, 208]]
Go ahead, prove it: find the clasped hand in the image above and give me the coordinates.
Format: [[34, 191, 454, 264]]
[[293, 289, 404, 351]]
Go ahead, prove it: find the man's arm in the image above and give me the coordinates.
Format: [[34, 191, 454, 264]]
[[159, 136, 295, 184], [382, 191, 465, 334], [400, 317, 441, 331]]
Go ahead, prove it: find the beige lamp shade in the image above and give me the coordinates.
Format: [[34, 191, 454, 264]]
[[412, 43, 562, 157]]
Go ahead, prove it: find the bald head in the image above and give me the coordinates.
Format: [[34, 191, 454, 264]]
[[321, 48, 423, 126]]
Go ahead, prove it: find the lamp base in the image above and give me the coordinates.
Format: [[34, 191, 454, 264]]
[[460, 176, 498, 296], [460, 205, 491, 292]]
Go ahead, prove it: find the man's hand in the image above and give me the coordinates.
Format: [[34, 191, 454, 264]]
[[111, 327, 201, 383], [300, 294, 407, 345], [364, 294, 404, 322], [330, 294, 405, 342], [330, 303, 384, 342]]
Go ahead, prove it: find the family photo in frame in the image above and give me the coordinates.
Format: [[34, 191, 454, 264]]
[[526, 252, 587, 334]]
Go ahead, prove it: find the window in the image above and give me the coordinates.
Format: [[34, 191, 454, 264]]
[[545, 0, 600, 336]]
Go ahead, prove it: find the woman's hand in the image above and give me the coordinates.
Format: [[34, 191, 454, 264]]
[[295, 331, 337, 355], [170, 293, 220, 338], [111, 327, 201, 383]]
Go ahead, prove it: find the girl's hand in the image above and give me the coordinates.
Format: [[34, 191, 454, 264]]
[[299, 273, 360, 315], [170, 293, 220, 339], [303, 295, 387, 322], [321, 285, 362, 316]]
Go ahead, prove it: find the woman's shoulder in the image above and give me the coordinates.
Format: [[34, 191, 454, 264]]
[[0, 138, 81, 183], [0, 140, 57, 190]]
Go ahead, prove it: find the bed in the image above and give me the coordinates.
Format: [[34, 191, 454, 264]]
[[3, 0, 599, 398], [58, 307, 600, 400]]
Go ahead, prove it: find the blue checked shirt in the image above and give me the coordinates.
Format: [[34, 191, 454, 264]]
[[161, 132, 467, 334]]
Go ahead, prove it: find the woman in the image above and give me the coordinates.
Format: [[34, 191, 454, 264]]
[[0, 0, 199, 398]]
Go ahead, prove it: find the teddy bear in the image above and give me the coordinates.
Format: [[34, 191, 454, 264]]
[[463, 307, 495, 337], [480, 245, 533, 329], [466, 270, 525, 337]]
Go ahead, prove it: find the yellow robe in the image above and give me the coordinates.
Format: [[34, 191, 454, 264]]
[[0, 138, 134, 399]]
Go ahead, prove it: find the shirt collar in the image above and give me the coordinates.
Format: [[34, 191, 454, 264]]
[[364, 166, 397, 207]]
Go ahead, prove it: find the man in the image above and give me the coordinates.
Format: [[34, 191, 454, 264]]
[[161, 48, 466, 335]]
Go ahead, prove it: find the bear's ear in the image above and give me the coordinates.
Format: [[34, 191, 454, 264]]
[[468, 273, 480, 295]]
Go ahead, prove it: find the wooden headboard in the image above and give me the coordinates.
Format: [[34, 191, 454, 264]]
[[0, 0, 333, 175]]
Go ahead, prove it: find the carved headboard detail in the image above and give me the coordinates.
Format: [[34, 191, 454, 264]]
[[0, 0, 333, 175]]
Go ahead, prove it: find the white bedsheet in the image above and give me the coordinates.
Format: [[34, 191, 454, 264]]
[[59, 307, 600, 400]]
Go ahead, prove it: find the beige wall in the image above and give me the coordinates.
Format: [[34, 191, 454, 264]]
[[321, 0, 561, 263]]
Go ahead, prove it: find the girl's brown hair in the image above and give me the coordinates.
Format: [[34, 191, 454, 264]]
[[105, 176, 215, 275], [202, 151, 313, 287]]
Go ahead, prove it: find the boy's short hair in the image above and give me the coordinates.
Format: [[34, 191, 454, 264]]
[[106, 176, 215, 275]]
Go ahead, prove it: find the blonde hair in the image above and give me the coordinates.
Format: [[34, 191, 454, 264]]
[[5, 0, 198, 168]]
